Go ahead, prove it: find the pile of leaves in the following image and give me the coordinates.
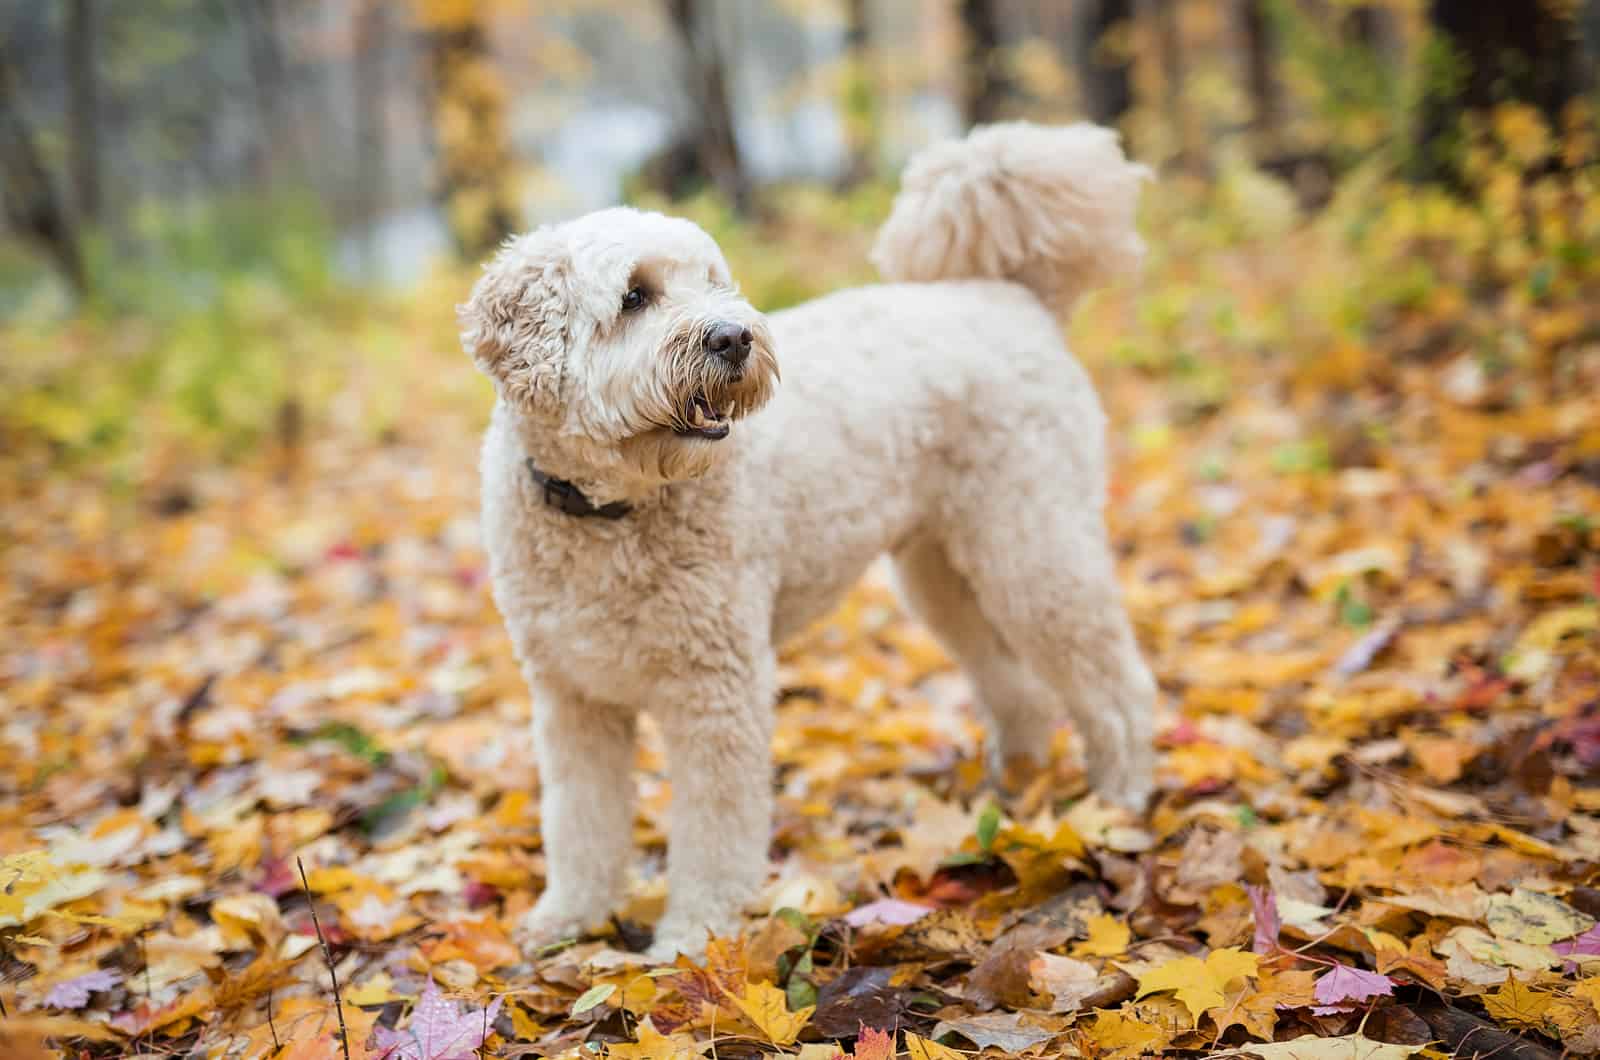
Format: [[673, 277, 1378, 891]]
[[4, 119, 1600, 1058]]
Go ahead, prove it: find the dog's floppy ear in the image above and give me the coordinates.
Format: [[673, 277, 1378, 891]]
[[458, 230, 570, 412]]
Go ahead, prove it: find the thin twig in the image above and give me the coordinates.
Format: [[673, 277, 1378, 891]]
[[298, 856, 353, 1060], [268, 986, 280, 1051]]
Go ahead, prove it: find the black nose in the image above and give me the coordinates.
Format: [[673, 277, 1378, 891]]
[[706, 322, 753, 366]]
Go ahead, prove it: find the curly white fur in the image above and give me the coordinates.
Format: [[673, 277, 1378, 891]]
[[462, 122, 1157, 960], [872, 121, 1149, 312]]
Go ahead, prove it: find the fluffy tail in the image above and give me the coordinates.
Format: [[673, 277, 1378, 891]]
[[870, 122, 1149, 313]]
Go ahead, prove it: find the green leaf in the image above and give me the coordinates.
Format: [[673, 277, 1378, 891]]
[[976, 802, 1001, 853], [785, 956, 817, 1012], [940, 851, 988, 868], [570, 983, 616, 1016], [296, 721, 388, 765], [774, 906, 812, 935]]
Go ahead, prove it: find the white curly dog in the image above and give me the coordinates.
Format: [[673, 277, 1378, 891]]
[[461, 122, 1156, 959]]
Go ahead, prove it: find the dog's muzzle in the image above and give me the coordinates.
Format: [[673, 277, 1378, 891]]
[[677, 391, 731, 440], [673, 320, 756, 441]]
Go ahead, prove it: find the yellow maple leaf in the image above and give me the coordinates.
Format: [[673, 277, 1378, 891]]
[[1086, 1007, 1166, 1059], [607, 1018, 701, 1059], [905, 1032, 967, 1060], [1074, 913, 1132, 957], [1135, 948, 1260, 1025], [1481, 976, 1554, 1031], [730, 980, 813, 1046]]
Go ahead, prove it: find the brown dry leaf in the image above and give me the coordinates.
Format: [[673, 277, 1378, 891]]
[[930, 1009, 1059, 1052]]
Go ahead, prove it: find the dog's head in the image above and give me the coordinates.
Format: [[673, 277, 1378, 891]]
[[459, 208, 778, 487]]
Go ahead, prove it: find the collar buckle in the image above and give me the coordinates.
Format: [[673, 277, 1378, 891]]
[[525, 459, 633, 520]]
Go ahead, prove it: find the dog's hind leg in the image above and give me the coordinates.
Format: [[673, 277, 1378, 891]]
[[518, 688, 637, 953], [891, 535, 1064, 777], [942, 510, 1157, 811]]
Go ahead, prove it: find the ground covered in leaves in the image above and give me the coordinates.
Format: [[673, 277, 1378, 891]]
[[5, 148, 1600, 1058]]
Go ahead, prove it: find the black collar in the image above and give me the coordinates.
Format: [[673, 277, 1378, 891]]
[[525, 459, 633, 519]]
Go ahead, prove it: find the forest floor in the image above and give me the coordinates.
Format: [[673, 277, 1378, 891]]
[[4, 193, 1600, 1058]]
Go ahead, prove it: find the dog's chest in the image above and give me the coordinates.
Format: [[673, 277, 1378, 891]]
[[484, 496, 736, 705]]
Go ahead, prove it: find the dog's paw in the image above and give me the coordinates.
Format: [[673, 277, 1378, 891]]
[[643, 933, 700, 965], [644, 912, 737, 964], [515, 898, 604, 958], [1090, 768, 1153, 813]]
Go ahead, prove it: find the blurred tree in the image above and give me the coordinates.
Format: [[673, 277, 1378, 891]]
[[0, 40, 84, 290], [66, 0, 101, 224], [1240, 0, 1280, 155], [664, 0, 749, 210], [417, 0, 521, 257], [1148, 0, 1199, 169], [353, 0, 389, 236], [1416, 0, 1587, 183], [959, 0, 1013, 126], [1075, 0, 1133, 126], [841, 0, 881, 184], [240, 0, 306, 183]]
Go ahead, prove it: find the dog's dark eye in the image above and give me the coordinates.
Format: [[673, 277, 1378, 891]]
[[621, 287, 647, 313]]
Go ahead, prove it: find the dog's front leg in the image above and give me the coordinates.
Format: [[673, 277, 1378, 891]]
[[519, 688, 637, 954], [648, 667, 775, 961]]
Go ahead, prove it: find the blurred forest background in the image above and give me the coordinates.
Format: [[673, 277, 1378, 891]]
[[1, 0, 1598, 467]]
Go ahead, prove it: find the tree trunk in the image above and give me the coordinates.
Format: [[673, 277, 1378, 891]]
[[0, 43, 84, 291], [1148, 0, 1197, 170], [353, 0, 388, 251], [1415, 0, 1586, 183], [424, 1, 520, 258], [1075, 0, 1133, 126], [240, 0, 305, 184], [65, 0, 101, 225], [959, 0, 1011, 127], [841, 0, 880, 184], [1240, 0, 1280, 155], [664, 0, 749, 211]]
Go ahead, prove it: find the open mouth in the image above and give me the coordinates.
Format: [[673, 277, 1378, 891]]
[[674, 391, 731, 440]]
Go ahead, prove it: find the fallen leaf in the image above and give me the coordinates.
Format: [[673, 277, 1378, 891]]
[[1312, 963, 1395, 1007], [371, 978, 502, 1060], [1480, 976, 1553, 1031], [1074, 912, 1132, 957], [930, 1010, 1056, 1053], [904, 1032, 966, 1060], [1084, 1006, 1167, 1059], [571, 982, 616, 1017], [730, 980, 813, 1046], [843, 897, 932, 928], [1249, 886, 1281, 955], [606, 1018, 701, 1059], [1241, 1032, 1424, 1060], [851, 1025, 896, 1060], [42, 969, 121, 1009], [1484, 888, 1594, 945], [1135, 947, 1260, 1024]]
